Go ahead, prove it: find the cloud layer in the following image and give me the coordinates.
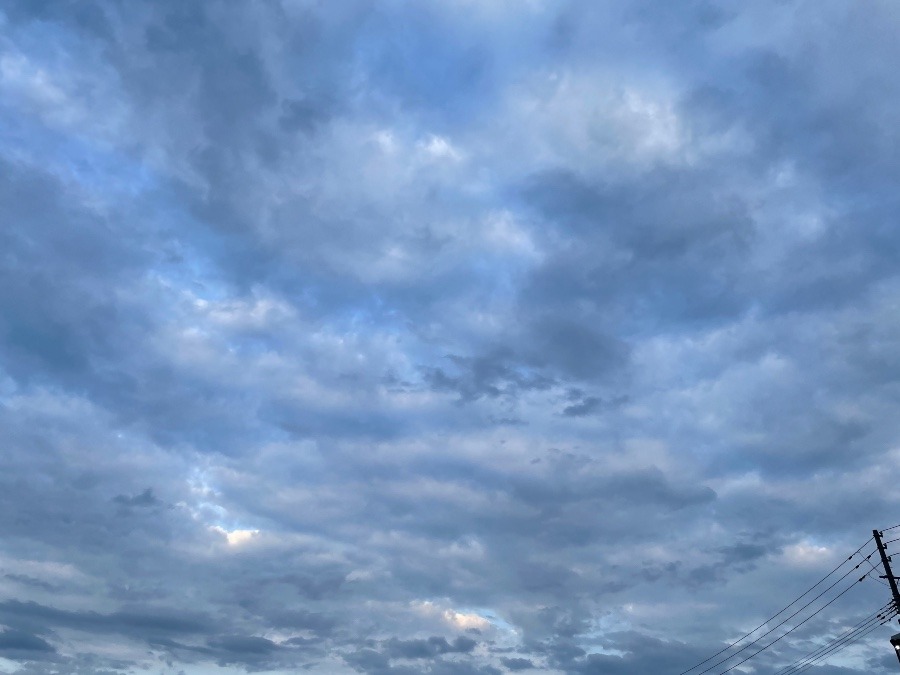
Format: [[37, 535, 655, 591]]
[[2, 1, 900, 673]]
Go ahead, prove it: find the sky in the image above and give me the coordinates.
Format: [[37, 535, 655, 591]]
[[2, 0, 900, 673]]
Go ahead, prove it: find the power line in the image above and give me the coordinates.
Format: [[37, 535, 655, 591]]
[[781, 609, 895, 675], [774, 602, 895, 675], [706, 570, 873, 675], [673, 537, 873, 675], [881, 523, 900, 532], [882, 537, 900, 547], [780, 609, 891, 675], [788, 611, 897, 675], [864, 558, 891, 587], [690, 551, 878, 675], [790, 619, 892, 675]]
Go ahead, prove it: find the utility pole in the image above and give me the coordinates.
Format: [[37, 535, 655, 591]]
[[875, 529, 900, 611], [874, 529, 900, 666]]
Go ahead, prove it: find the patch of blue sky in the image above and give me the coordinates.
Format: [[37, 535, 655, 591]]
[[351, 6, 498, 128], [0, 102, 155, 200], [147, 222, 238, 305], [580, 611, 635, 655], [0, 7, 90, 63], [459, 606, 519, 636], [466, 248, 536, 294], [0, 108, 242, 312], [323, 294, 410, 334], [0, 366, 16, 405]]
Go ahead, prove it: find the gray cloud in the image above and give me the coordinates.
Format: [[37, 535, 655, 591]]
[[0, 600, 215, 639], [113, 488, 159, 508], [2, 0, 900, 673], [0, 629, 56, 657], [499, 657, 534, 671]]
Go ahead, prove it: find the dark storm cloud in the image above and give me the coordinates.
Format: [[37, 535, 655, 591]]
[[383, 636, 476, 660], [422, 352, 555, 403], [112, 488, 159, 508], [344, 637, 502, 675], [561, 396, 602, 418], [564, 632, 717, 675], [150, 634, 322, 672], [204, 635, 287, 669], [0, 600, 215, 639], [0, 158, 146, 384], [344, 648, 391, 673], [0, 629, 56, 656], [3, 0, 900, 673], [499, 657, 534, 671], [519, 167, 755, 332]]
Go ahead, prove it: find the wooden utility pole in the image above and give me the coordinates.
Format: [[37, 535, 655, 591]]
[[874, 529, 900, 667], [874, 529, 900, 612]]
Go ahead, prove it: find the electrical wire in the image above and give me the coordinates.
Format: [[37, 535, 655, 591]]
[[882, 537, 900, 547], [690, 551, 878, 675], [782, 610, 895, 675], [774, 602, 895, 675], [864, 558, 891, 587], [706, 570, 873, 675], [672, 537, 873, 675], [881, 523, 900, 532], [788, 611, 897, 675], [780, 609, 893, 675]]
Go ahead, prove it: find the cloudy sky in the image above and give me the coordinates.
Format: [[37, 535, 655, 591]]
[[3, 1, 900, 673]]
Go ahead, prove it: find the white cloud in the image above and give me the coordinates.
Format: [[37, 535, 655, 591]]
[[211, 526, 261, 547]]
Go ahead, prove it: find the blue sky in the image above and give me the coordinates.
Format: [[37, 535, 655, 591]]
[[2, 1, 900, 673]]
